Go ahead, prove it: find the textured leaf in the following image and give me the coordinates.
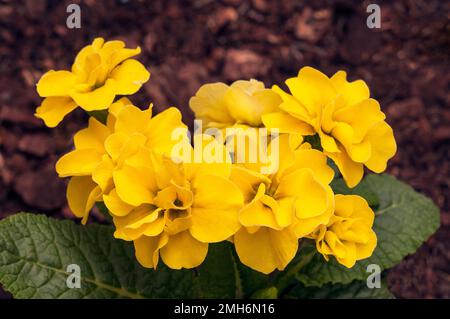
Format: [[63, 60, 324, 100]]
[[234, 253, 270, 298], [197, 242, 236, 298], [0, 213, 199, 298], [251, 287, 278, 299], [285, 279, 394, 299], [296, 174, 440, 287]]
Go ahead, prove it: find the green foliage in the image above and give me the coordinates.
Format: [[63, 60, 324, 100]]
[[0, 174, 440, 299], [0, 213, 197, 298], [285, 279, 394, 299]]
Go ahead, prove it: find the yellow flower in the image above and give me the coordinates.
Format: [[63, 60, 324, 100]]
[[56, 98, 187, 223], [311, 194, 377, 268], [103, 140, 243, 270], [263, 67, 397, 187], [35, 38, 150, 127], [189, 79, 282, 129], [230, 135, 335, 274]]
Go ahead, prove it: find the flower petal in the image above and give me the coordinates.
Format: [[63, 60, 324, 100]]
[[114, 104, 152, 135], [35, 97, 78, 128], [56, 149, 103, 177], [134, 234, 168, 269], [284, 148, 335, 185], [330, 70, 370, 108], [67, 176, 101, 224], [146, 107, 188, 155], [364, 121, 397, 173], [74, 117, 110, 150], [113, 164, 157, 206], [192, 174, 243, 209], [286, 67, 336, 115], [190, 207, 241, 243], [261, 112, 314, 135], [230, 166, 270, 203], [334, 98, 385, 144], [190, 175, 242, 242], [91, 155, 114, 192], [271, 85, 311, 123], [160, 230, 208, 269], [109, 47, 142, 69], [355, 230, 377, 260], [71, 79, 117, 111], [110, 59, 150, 95], [326, 147, 364, 188], [36, 70, 77, 97], [103, 188, 134, 217], [189, 82, 234, 126], [234, 227, 298, 274]]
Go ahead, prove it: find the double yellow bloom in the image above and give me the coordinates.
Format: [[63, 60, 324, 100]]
[[263, 67, 397, 187], [35, 38, 150, 127], [36, 39, 395, 273]]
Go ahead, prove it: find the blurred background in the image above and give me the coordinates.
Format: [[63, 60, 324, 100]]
[[0, 0, 448, 298]]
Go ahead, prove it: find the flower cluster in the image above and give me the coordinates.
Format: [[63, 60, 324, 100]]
[[36, 39, 396, 274]]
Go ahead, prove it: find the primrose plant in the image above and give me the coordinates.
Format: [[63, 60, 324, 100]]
[[0, 38, 439, 299]]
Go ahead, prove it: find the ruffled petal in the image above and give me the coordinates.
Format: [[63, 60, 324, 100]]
[[91, 155, 114, 192], [333, 98, 385, 144], [103, 188, 134, 217], [134, 234, 168, 269], [113, 164, 157, 206], [35, 97, 78, 128], [36, 70, 77, 97], [110, 59, 150, 95], [261, 112, 314, 135], [364, 121, 397, 173], [146, 107, 188, 155], [56, 149, 103, 177], [234, 227, 298, 274], [160, 230, 208, 269], [192, 174, 243, 209], [326, 148, 364, 188], [189, 82, 234, 126], [330, 70, 370, 108], [230, 166, 270, 203], [74, 117, 110, 150], [286, 67, 336, 115], [67, 176, 101, 224], [71, 79, 117, 111]]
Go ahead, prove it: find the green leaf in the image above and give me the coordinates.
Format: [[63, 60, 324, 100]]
[[251, 287, 278, 299], [331, 178, 379, 207], [197, 242, 236, 298], [285, 279, 394, 299], [0, 213, 201, 298], [296, 174, 440, 287], [95, 202, 112, 223], [234, 253, 270, 298]]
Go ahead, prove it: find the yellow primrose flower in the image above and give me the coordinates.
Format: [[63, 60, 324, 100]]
[[35, 38, 150, 127], [310, 194, 377, 268], [230, 135, 335, 274], [189, 79, 282, 129], [263, 67, 397, 187], [103, 141, 244, 270], [56, 98, 187, 223]]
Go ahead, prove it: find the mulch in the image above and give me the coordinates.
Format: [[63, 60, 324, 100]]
[[0, 0, 449, 298]]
